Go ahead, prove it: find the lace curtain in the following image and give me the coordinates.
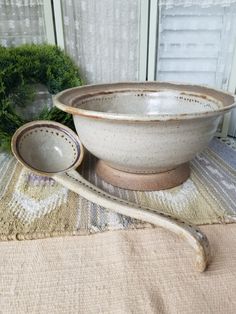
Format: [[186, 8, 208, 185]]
[[61, 0, 141, 83], [0, 0, 46, 46]]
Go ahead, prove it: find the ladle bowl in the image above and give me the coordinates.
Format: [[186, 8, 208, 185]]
[[11, 120, 211, 272], [11, 121, 84, 175]]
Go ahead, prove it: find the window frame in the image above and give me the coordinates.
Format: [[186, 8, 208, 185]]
[[43, 0, 56, 44]]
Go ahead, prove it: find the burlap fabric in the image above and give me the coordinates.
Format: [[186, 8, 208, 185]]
[[0, 138, 236, 241], [0, 224, 235, 313]]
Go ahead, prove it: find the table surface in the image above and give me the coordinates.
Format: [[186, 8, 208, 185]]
[[0, 224, 235, 314]]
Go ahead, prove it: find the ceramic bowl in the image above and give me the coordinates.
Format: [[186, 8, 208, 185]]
[[54, 82, 236, 175]]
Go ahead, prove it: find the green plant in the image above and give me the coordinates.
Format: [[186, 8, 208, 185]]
[[0, 44, 83, 152]]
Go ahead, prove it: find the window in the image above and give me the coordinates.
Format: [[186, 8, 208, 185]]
[[155, 5, 236, 89], [147, 1, 236, 136], [1, 0, 236, 136]]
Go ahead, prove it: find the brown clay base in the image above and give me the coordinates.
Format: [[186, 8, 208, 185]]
[[95, 160, 190, 191]]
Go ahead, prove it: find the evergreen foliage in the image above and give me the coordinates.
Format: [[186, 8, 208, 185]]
[[0, 44, 83, 152]]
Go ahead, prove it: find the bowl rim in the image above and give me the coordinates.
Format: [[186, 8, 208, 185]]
[[53, 81, 236, 122]]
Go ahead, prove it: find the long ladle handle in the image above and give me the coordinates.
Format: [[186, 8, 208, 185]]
[[54, 169, 210, 272]]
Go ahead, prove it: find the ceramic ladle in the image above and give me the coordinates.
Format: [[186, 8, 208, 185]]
[[11, 120, 210, 272]]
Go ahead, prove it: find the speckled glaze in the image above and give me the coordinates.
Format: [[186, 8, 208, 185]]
[[11, 120, 84, 176], [54, 82, 236, 174]]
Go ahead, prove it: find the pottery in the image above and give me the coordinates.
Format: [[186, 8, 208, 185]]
[[11, 120, 84, 176], [54, 82, 236, 190], [12, 121, 210, 272]]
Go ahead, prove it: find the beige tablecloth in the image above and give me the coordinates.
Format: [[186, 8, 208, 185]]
[[0, 224, 235, 314]]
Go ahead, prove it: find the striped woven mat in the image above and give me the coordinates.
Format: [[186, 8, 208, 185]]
[[0, 137, 235, 241]]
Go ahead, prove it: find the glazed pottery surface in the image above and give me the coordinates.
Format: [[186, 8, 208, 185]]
[[11, 120, 211, 272], [54, 82, 236, 174], [11, 120, 84, 176]]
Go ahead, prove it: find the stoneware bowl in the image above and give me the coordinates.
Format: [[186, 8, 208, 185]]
[[54, 82, 236, 190]]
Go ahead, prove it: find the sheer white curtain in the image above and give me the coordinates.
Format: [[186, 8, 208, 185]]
[[61, 0, 142, 84], [0, 0, 46, 47]]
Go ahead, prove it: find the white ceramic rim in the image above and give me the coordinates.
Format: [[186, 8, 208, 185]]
[[53, 81, 236, 122]]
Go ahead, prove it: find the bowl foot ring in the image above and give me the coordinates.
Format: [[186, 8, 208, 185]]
[[95, 161, 190, 191]]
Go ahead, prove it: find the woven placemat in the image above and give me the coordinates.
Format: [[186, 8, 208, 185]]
[[0, 137, 235, 241]]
